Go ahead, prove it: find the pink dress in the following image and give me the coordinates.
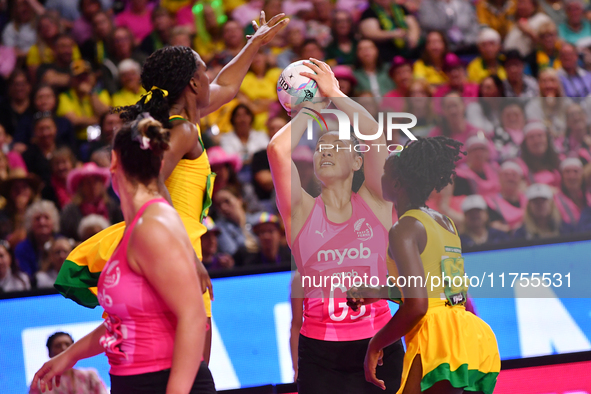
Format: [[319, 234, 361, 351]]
[[98, 198, 180, 376], [292, 193, 391, 341]]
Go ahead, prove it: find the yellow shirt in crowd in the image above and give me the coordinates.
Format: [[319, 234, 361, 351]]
[[57, 88, 111, 140], [201, 98, 240, 136], [476, 0, 516, 40], [467, 57, 507, 83], [239, 67, 282, 132], [413, 60, 447, 86], [111, 87, 147, 108], [26, 44, 82, 67]]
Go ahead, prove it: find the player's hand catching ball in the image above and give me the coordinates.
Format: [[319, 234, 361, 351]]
[[300, 59, 341, 99]]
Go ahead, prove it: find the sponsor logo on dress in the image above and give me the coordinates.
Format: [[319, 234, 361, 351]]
[[317, 243, 371, 265], [354, 218, 373, 241], [103, 260, 121, 288]]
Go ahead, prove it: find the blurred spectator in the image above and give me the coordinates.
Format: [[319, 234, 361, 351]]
[[492, 100, 526, 161], [220, 20, 247, 59], [0, 45, 17, 89], [518, 121, 562, 187], [558, 0, 591, 45], [525, 68, 570, 139], [557, 43, 591, 98], [1, 0, 40, 57], [77, 213, 110, 241], [554, 157, 591, 225], [208, 146, 261, 213], [413, 31, 448, 86], [305, 0, 333, 48], [29, 332, 108, 394], [72, 0, 102, 46], [484, 160, 527, 231], [502, 50, 540, 97], [139, 7, 174, 56], [417, 0, 479, 54], [81, 112, 122, 162], [333, 65, 358, 97], [243, 0, 283, 36], [44, 0, 112, 22], [213, 186, 259, 257], [26, 14, 80, 82], [429, 92, 479, 147], [14, 84, 76, 150], [563, 102, 591, 163], [22, 113, 62, 186], [467, 28, 506, 83], [434, 53, 479, 100], [200, 55, 237, 138], [45, 147, 76, 209], [36, 33, 78, 93], [504, 0, 552, 58], [221, 104, 270, 180], [102, 27, 147, 94], [359, 0, 420, 62], [0, 169, 41, 245], [241, 212, 290, 265], [276, 19, 306, 69], [514, 183, 575, 238], [60, 162, 122, 240], [0, 125, 26, 172], [80, 11, 113, 69], [476, 0, 516, 40], [177, 1, 224, 63], [467, 75, 506, 135], [232, 0, 265, 28], [201, 216, 235, 271], [325, 9, 357, 66], [299, 38, 326, 62], [353, 39, 394, 97], [0, 240, 30, 292], [239, 49, 282, 132], [384, 56, 412, 101], [454, 135, 501, 197], [578, 37, 591, 72], [35, 237, 72, 288], [460, 194, 509, 247], [56, 60, 110, 142], [402, 79, 436, 139], [251, 116, 288, 211], [111, 59, 146, 107], [15, 200, 59, 279], [531, 20, 562, 77], [0, 70, 32, 138], [169, 26, 193, 48], [115, 0, 154, 45], [540, 0, 567, 25]]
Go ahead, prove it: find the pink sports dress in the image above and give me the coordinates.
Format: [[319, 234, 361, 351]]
[[97, 198, 177, 376], [292, 192, 392, 341]]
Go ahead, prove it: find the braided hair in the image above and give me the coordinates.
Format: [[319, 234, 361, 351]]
[[116, 46, 200, 128], [384, 137, 464, 207]]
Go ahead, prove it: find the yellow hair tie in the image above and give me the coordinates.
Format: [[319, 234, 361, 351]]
[[141, 86, 169, 104]]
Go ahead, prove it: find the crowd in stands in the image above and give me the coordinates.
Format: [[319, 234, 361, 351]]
[[1, 0, 591, 294]]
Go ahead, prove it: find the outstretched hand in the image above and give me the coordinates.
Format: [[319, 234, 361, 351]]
[[300, 58, 341, 99], [247, 11, 289, 46]]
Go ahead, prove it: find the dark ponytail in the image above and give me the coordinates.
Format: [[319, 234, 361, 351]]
[[115, 46, 199, 127]]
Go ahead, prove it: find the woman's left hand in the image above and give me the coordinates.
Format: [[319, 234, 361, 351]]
[[247, 11, 290, 46], [364, 341, 386, 390], [300, 58, 341, 98]]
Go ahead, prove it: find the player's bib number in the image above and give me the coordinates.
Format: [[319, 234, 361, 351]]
[[327, 283, 369, 322]]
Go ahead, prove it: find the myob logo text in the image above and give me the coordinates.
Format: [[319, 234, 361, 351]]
[[303, 108, 418, 153]]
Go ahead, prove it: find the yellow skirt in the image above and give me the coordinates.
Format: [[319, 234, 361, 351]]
[[398, 305, 500, 394]]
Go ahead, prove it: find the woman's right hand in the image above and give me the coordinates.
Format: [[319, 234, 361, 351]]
[[32, 350, 76, 392]]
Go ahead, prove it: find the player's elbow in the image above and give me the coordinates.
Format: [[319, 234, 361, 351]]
[[404, 297, 428, 321]]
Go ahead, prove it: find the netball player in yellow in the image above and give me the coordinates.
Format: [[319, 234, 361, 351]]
[[55, 12, 288, 364], [351, 137, 500, 394]]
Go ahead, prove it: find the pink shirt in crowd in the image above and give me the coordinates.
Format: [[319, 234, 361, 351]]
[[115, 4, 154, 43]]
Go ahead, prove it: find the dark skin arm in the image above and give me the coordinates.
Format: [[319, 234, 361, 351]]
[[157, 119, 213, 301], [364, 217, 429, 390]]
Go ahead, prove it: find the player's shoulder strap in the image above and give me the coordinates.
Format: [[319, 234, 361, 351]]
[[168, 115, 204, 151]]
